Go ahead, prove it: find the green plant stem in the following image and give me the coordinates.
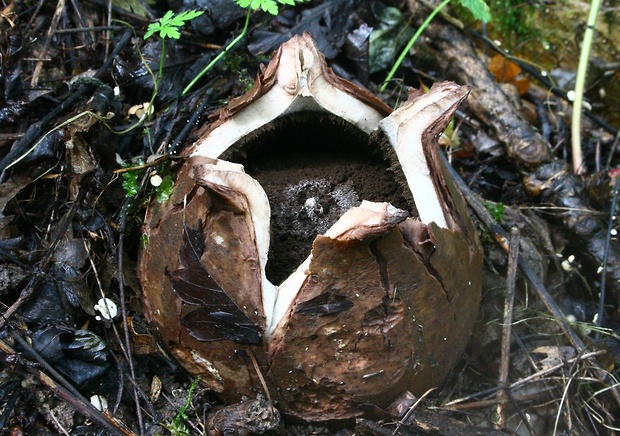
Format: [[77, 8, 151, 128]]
[[571, 0, 602, 174], [181, 10, 252, 96], [380, 0, 452, 92], [158, 37, 165, 88]]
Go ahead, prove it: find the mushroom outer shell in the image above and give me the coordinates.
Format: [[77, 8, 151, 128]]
[[139, 157, 483, 421], [267, 221, 482, 421], [139, 161, 269, 397]]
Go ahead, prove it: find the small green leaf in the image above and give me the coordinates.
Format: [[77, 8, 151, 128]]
[[156, 176, 174, 203], [161, 27, 181, 39], [144, 9, 204, 40], [234, 0, 253, 8], [122, 171, 140, 198], [168, 10, 203, 27], [144, 23, 161, 39], [485, 201, 505, 222], [458, 0, 492, 23], [234, 0, 307, 13], [262, 0, 279, 14], [160, 10, 176, 25]]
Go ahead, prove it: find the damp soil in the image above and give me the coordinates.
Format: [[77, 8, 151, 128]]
[[220, 113, 411, 285]]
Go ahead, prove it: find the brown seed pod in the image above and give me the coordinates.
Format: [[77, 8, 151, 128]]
[[139, 33, 482, 421]]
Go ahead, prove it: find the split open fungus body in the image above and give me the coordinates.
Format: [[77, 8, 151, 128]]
[[139, 34, 482, 421]]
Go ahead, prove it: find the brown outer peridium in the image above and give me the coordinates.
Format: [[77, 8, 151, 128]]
[[139, 33, 482, 421], [186, 32, 392, 157]]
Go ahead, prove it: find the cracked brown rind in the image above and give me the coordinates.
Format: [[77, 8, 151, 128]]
[[267, 218, 481, 420], [139, 160, 269, 396], [139, 33, 482, 421], [189, 32, 392, 155]]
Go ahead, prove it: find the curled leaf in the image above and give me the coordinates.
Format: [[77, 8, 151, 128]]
[[168, 225, 261, 344]]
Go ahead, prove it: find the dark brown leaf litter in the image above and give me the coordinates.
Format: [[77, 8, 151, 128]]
[[0, 0, 619, 434]]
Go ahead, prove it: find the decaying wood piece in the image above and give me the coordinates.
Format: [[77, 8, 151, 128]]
[[409, 3, 620, 305], [139, 34, 482, 421], [207, 396, 280, 435]]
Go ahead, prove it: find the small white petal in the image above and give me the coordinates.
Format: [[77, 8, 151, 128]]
[[90, 395, 108, 411], [94, 298, 118, 320], [150, 174, 163, 187]]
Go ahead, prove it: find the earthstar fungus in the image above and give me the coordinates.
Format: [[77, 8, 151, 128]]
[[139, 33, 482, 421]]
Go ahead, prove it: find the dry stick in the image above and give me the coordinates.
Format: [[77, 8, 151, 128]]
[[247, 348, 272, 403], [604, 128, 620, 170], [31, 0, 66, 87], [118, 204, 145, 435], [444, 350, 606, 409], [48, 411, 71, 436], [440, 153, 620, 408], [0, 333, 136, 435], [105, 0, 113, 59], [54, 25, 125, 33], [496, 227, 520, 429], [25, 0, 46, 31], [68, 0, 94, 47], [395, 387, 437, 435], [82, 239, 156, 422], [596, 176, 620, 340]]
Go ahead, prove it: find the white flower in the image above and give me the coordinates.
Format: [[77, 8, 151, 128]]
[[94, 298, 118, 320]]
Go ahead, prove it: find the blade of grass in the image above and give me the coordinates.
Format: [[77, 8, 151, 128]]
[[380, 0, 452, 92], [571, 0, 602, 174], [181, 9, 251, 96]]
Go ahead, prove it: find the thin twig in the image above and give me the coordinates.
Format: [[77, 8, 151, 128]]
[[105, 0, 112, 59], [496, 227, 520, 428], [0, 332, 136, 435], [395, 388, 437, 434], [596, 176, 620, 340], [444, 350, 606, 408], [247, 348, 271, 403], [118, 204, 145, 435], [439, 152, 620, 408], [54, 25, 125, 33], [95, 26, 133, 79], [31, 0, 66, 87], [68, 0, 93, 46], [49, 410, 72, 436]]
